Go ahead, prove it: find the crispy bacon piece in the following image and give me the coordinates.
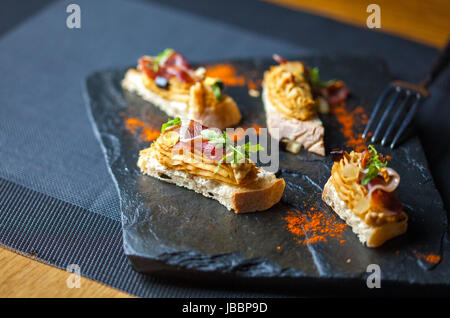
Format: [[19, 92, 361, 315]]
[[315, 81, 350, 106], [360, 150, 370, 169], [369, 189, 403, 215], [179, 120, 207, 140], [273, 53, 287, 64], [139, 57, 157, 79], [165, 52, 193, 70], [159, 67, 194, 83], [359, 149, 387, 170], [139, 51, 195, 83], [365, 172, 402, 215], [170, 120, 225, 162], [202, 141, 225, 162], [366, 169, 400, 194], [330, 149, 344, 162]]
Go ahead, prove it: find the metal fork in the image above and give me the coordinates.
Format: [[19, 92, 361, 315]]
[[362, 41, 450, 148]]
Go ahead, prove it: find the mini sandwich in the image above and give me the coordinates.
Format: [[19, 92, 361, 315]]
[[322, 146, 407, 247], [122, 49, 242, 130], [262, 54, 349, 156], [138, 118, 285, 213]]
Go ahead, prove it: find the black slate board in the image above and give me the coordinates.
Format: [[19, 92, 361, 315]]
[[85, 56, 450, 295]]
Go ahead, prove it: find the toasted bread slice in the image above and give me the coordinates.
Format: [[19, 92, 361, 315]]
[[322, 179, 407, 247], [122, 69, 242, 130], [262, 86, 325, 156], [138, 147, 285, 214]]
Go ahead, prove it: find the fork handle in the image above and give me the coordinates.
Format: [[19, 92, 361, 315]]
[[421, 41, 450, 88]]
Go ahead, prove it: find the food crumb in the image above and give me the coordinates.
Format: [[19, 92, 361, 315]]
[[316, 97, 330, 114], [340, 240, 346, 244], [248, 89, 260, 98], [276, 246, 281, 251], [346, 258, 351, 263]]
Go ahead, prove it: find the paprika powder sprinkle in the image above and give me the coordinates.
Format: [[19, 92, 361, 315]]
[[125, 117, 160, 142], [414, 251, 441, 264], [330, 103, 368, 152], [205, 64, 246, 86], [284, 198, 348, 246]]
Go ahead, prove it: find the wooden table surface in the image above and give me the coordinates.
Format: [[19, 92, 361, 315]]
[[266, 0, 450, 48], [1, 0, 449, 298]]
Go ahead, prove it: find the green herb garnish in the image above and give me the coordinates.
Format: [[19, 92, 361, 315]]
[[305, 67, 336, 89], [151, 48, 174, 72], [201, 129, 264, 173], [361, 145, 388, 185], [212, 80, 223, 101], [161, 117, 181, 132], [202, 129, 226, 145]]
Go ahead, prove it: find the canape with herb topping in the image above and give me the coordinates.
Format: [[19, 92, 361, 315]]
[[322, 146, 407, 247], [122, 49, 242, 129], [263, 54, 349, 156], [138, 118, 285, 213]]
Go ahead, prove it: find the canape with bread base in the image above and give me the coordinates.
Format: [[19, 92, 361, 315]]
[[263, 54, 349, 156], [322, 146, 407, 247], [122, 49, 242, 130], [138, 118, 285, 213]]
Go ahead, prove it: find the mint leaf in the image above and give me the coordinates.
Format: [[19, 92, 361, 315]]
[[306, 67, 337, 89], [309, 67, 320, 86], [157, 48, 174, 62], [201, 129, 226, 148], [368, 144, 377, 155], [244, 142, 264, 154], [229, 144, 245, 164], [201, 129, 222, 141], [361, 145, 388, 185], [161, 117, 181, 132], [212, 82, 222, 101], [368, 144, 387, 169], [361, 164, 378, 185], [205, 129, 264, 173], [152, 48, 174, 72], [214, 155, 226, 174]]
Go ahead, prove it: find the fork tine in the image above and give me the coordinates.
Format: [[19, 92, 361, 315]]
[[381, 90, 412, 146], [371, 87, 402, 143], [362, 86, 395, 139], [390, 93, 423, 149]]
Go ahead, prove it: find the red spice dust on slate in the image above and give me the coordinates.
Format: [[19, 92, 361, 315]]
[[205, 63, 262, 90], [283, 194, 348, 246], [330, 102, 369, 152], [124, 117, 160, 142], [414, 250, 442, 264]]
